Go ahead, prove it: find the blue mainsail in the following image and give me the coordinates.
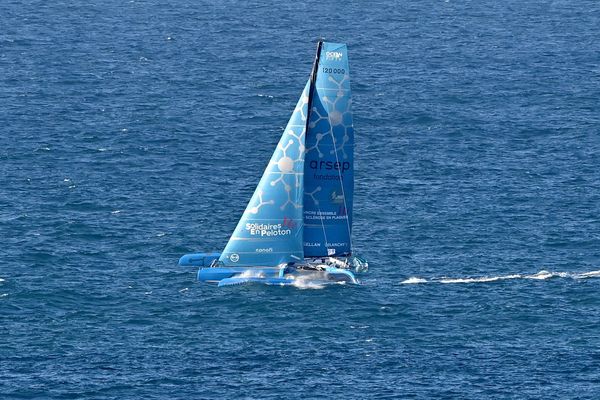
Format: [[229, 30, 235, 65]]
[[303, 42, 354, 257], [219, 82, 310, 267]]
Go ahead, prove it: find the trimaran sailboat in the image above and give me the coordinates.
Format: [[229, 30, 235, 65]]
[[179, 41, 368, 286]]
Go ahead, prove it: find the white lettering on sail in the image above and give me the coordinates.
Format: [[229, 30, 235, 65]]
[[245, 222, 292, 237], [325, 51, 343, 61]]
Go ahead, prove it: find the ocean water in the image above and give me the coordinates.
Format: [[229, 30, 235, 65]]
[[2, 0, 600, 398]]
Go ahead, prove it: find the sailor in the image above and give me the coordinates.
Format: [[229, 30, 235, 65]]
[[285, 261, 296, 273]]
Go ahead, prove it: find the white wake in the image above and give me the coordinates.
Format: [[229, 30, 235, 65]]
[[237, 269, 267, 279], [292, 275, 327, 290], [401, 269, 600, 285]]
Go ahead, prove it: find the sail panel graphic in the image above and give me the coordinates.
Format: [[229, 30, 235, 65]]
[[303, 42, 354, 257], [219, 82, 310, 267]]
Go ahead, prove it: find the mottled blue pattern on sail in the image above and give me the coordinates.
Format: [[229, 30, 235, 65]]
[[303, 42, 354, 257], [219, 82, 309, 267]]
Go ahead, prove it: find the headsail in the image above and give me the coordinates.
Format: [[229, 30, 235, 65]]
[[303, 42, 354, 257], [219, 82, 310, 267]]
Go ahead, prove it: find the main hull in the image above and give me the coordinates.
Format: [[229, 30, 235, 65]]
[[180, 252, 368, 271], [181, 252, 365, 286], [197, 265, 358, 286]]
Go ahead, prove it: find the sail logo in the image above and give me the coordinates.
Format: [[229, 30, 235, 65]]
[[246, 222, 292, 237], [309, 160, 350, 173], [229, 253, 239, 263], [330, 191, 345, 205], [282, 216, 297, 229], [325, 51, 343, 61]]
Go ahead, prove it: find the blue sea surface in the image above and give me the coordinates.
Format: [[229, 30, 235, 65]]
[[2, 1, 600, 398]]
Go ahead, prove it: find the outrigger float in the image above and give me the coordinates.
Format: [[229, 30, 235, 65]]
[[179, 41, 368, 287]]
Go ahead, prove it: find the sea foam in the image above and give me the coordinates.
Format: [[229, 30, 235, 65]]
[[402, 269, 600, 285], [401, 277, 427, 284]]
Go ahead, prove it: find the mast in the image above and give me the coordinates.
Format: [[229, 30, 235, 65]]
[[305, 40, 323, 135]]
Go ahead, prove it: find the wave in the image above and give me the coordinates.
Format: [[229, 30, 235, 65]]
[[440, 274, 521, 284], [237, 269, 267, 279], [574, 270, 600, 279], [401, 277, 428, 284], [292, 278, 327, 290], [291, 272, 347, 290], [401, 269, 600, 285]]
